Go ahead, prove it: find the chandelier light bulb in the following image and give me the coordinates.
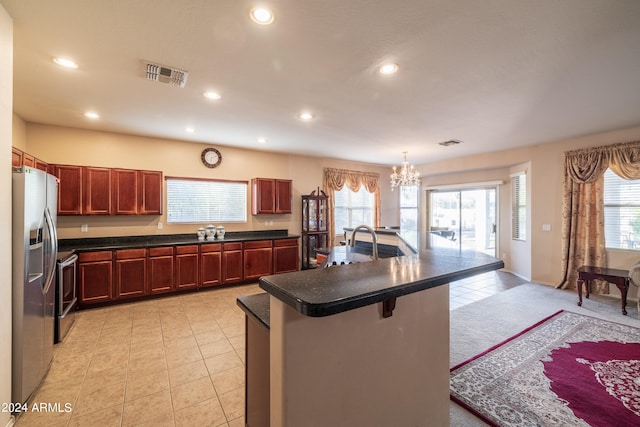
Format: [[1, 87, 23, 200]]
[[390, 151, 420, 190]]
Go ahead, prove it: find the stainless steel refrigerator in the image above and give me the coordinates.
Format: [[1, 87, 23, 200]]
[[12, 166, 58, 405]]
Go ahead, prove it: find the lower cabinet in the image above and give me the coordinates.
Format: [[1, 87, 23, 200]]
[[115, 249, 147, 299], [223, 242, 244, 284], [244, 240, 273, 281], [200, 243, 222, 288], [78, 251, 113, 305], [273, 238, 299, 274], [148, 247, 175, 294], [176, 245, 199, 290]]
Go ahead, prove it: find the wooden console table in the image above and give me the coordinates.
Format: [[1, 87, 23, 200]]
[[577, 265, 629, 315]]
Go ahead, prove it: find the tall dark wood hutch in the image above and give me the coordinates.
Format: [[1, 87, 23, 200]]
[[301, 188, 329, 269]]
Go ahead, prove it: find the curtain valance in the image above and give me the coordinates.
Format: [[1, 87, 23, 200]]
[[565, 140, 640, 183]]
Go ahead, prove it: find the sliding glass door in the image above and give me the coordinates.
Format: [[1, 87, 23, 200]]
[[429, 188, 496, 256]]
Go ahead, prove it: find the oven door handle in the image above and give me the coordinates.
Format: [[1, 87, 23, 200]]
[[58, 254, 78, 270]]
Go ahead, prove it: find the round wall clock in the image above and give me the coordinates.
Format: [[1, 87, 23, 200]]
[[201, 147, 222, 168]]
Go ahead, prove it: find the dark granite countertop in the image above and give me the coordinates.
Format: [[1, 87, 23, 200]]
[[236, 293, 270, 329], [259, 232, 504, 317], [58, 230, 299, 253]]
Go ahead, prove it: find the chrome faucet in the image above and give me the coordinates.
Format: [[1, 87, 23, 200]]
[[350, 225, 378, 260]]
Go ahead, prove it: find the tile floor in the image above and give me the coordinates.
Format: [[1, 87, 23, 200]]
[[16, 270, 525, 427]]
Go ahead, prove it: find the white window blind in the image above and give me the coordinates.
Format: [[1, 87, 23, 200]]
[[604, 168, 640, 250], [166, 178, 247, 223], [334, 186, 374, 233], [400, 185, 418, 231], [512, 173, 526, 241]]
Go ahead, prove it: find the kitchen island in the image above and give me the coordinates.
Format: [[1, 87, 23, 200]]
[[239, 234, 504, 427]]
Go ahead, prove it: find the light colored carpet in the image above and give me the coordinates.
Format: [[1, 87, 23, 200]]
[[449, 282, 639, 426]]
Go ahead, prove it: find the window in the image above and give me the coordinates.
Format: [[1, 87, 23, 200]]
[[400, 186, 419, 231], [166, 178, 247, 223], [334, 186, 375, 233], [511, 173, 526, 241], [604, 168, 640, 250]]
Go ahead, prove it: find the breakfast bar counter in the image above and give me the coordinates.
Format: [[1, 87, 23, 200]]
[[247, 237, 503, 427]]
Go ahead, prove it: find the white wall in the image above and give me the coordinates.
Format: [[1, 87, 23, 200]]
[[1, 5, 13, 426]]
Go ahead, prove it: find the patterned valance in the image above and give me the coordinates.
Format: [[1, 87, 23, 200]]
[[565, 140, 640, 183]]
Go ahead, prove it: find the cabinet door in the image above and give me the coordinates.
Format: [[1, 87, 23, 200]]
[[84, 167, 112, 215], [244, 241, 273, 280], [23, 153, 35, 167], [176, 246, 199, 290], [12, 147, 23, 167], [200, 249, 222, 288], [34, 158, 48, 172], [273, 239, 299, 274], [139, 170, 163, 215], [252, 178, 275, 214], [56, 165, 83, 215], [275, 179, 292, 214], [78, 251, 113, 305], [223, 243, 243, 284], [149, 247, 175, 294], [114, 249, 147, 299], [112, 169, 138, 215]]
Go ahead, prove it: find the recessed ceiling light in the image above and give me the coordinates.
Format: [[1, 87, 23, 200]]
[[299, 112, 314, 121], [53, 57, 78, 69], [186, 127, 195, 133], [203, 91, 221, 100], [258, 137, 267, 144], [250, 7, 274, 25], [84, 111, 99, 119], [379, 63, 399, 75]]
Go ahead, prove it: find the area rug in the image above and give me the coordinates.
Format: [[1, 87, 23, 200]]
[[450, 310, 640, 426]]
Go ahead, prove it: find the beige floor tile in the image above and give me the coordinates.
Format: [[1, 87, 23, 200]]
[[174, 397, 227, 427], [73, 380, 126, 416], [87, 348, 129, 374], [165, 346, 203, 367], [227, 417, 245, 427], [199, 338, 234, 359], [68, 403, 123, 427], [163, 335, 198, 352], [171, 376, 216, 410], [125, 369, 170, 401], [129, 342, 165, 361], [82, 365, 128, 392], [204, 351, 243, 376], [219, 387, 245, 421], [129, 332, 164, 347], [14, 406, 72, 427], [211, 366, 245, 395], [168, 358, 210, 386], [220, 323, 244, 339], [134, 413, 176, 426], [195, 328, 226, 346], [127, 354, 167, 379], [189, 320, 219, 335], [122, 389, 173, 426], [227, 335, 245, 352]]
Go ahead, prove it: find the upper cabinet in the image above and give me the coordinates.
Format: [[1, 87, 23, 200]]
[[53, 164, 163, 216], [12, 147, 48, 171], [251, 178, 292, 215]]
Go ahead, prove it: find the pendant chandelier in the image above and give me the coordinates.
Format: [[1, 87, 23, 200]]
[[390, 151, 420, 190]]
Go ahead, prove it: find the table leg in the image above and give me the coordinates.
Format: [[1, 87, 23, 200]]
[[616, 279, 628, 316], [577, 278, 583, 307]]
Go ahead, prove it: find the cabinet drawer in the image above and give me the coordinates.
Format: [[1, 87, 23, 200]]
[[244, 240, 272, 249], [223, 242, 242, 251], [116, 248, 147, 260], [79, 251, 113, 262], [273, 238, 298, 247], [149, 246, 173, 257], [176, 245, 199, 255], [201, 243, 222, 252]]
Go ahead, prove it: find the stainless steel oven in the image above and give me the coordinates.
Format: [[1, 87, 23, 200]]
[[55, 254, 77, 343]]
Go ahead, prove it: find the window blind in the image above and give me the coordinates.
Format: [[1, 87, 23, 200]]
[[334, 186, 374, 233], [512, 173, 526, 241], [166, 178, 247, 223], [604, 168, 640, 250]]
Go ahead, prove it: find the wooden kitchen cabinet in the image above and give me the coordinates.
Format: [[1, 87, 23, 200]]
[[139, 170, 163, 215], [244, 240, 273, 281], [84, 167, 112, 215], [115, 248, 147, 299], [148, 246, 175, 294], [175, 245, 199, 290], [200, 243, 222, 288], [251, 178, 292, 215], [223, 242, 243, 284], [11, 147, 48, 170], [273, 238, 299, 274], [22, 152, 35, 167], [78, 251, 113, 306], [12, 147, 23, 167], [55, 165, 84, 215], [112, 168, 139, 215]]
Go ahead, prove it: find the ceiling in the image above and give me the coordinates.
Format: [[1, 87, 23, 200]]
[[3, 0, 640, 167]]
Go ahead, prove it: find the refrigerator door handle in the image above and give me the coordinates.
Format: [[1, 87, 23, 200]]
[[43, 207, 58, 293]]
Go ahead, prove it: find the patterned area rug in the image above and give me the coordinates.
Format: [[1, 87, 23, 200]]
[[450, 310, 640, 426]]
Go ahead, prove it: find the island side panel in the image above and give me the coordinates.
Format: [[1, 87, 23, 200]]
[[269, 285, 450, 427]]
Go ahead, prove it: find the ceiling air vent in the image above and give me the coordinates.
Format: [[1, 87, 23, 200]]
[[145, 62, 188, 88], [438, 139, 463, 147]]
